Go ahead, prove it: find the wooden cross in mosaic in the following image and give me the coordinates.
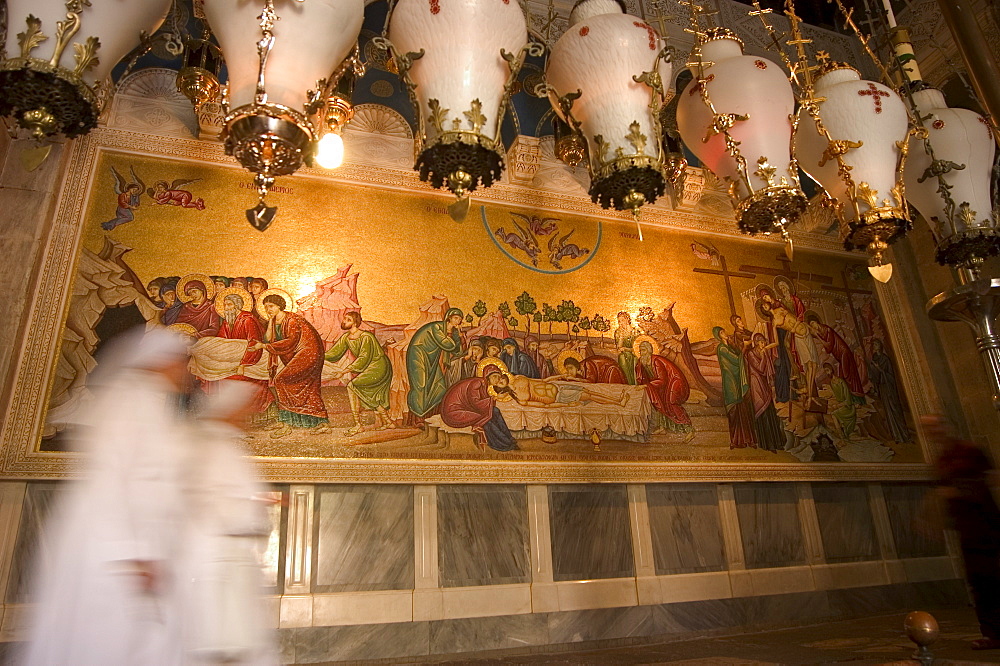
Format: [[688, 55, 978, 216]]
[[693, 254, 757, 316], [818, 267, 874, 348]]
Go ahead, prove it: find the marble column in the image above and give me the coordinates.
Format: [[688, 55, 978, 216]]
[[795, 483, 826, 566], [526, 485, 557, 612], [281, 485, 315, 628], [413, 485, 440, 620], [627, 485, 657, 605]]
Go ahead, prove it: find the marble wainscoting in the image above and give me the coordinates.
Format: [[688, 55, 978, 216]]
[[312, 485, 414, 593], [277, 581, 971, 663], [732, 482, 807, 570], [437, 485, 530, 588], [646, 483, 727, 575], [811, 482, 880, 563], [548, 485, 634, 582], [0, 480, 968, 661]]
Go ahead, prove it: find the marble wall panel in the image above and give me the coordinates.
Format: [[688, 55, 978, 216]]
[[312, 485, 413, 593], [5, 483, 59, 604], [881, 484, 948, 559], [548, 485, 634, 582], [733, 483, 806, 570], [428, 613, 549, 654], [646, 484, 727, 575], [437, 485, 530, 588], [811, 483, 880, 563], [547, 605, 654, 643], [653, 597, 745, 635], [288, 620, 430, 663]]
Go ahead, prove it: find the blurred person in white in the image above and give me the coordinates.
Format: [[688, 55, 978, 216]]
[[185, 379, 277, 664], [23, 327, 193, 665]]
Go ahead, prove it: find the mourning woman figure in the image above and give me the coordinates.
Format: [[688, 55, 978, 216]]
[[744, 333, 785, 452], [440, 371, 518, 451]]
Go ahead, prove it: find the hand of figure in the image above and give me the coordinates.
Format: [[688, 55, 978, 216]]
[[236, 365, 246, 376], [128, 559, 162, 595]]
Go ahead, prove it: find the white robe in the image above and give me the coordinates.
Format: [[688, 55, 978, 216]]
[[23, 370, 189, 666], [182, 420, 277, 665]]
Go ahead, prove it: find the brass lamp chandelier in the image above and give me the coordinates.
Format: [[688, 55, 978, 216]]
[[0, 0, 171, 152], [202, 0, 364, 231], [544, 0, 675, 231], [675, 3, 808, 255], [380, 0, 533, 221]]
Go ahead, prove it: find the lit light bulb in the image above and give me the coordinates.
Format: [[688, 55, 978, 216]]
[[315, 132, 345, 169]]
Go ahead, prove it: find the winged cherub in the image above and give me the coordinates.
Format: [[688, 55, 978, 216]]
[[147, 178, 206, 210], [509, 212, 559, 237], [690, 240, 721, 266], [495, 216, 541, 266], [547, 228, 590, 270], [102, 165, 146, 231]]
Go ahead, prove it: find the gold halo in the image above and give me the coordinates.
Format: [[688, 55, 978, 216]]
[[176, 273, 216, 303], [255, 288, 296, 317], [476, 356, 509, 377], [168, 322, 199, 338], [486, 369, 515, 401], [213, 286, 254, 316], [554, 349, 583, 375], [632, 334, 661, 357]]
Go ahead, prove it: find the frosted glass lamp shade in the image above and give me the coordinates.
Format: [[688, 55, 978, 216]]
[[795, 65, 910, 255], [388, 0, 528, 198], [676, 33, 805, 235], [545, 0, 671, 211], [0, 0, 171, 138], [905, 87, 998, 266]]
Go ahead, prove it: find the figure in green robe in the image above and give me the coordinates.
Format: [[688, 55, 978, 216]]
[[406, 307, 465, 420], [714, 326, 757, 449], [825, 362, 857, 439], [614, 311, 641, 385], [325, 311, 395, 435]]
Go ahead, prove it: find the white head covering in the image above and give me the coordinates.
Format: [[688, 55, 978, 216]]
[[128, 327, 191, 369], [199, 380, 257, 420]]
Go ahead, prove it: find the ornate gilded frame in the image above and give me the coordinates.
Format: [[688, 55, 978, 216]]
[[0, 127, 937, 482]]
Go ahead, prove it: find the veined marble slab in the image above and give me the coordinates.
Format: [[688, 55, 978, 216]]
[[881, 484, 948, 558], [5, 483, 59, 604], [548, 485, 634, 582], [811, 483, 880, 563], [646, 483, 727, 575], [313, 485, 413, 592], [733, 483, 806, 570], [437, 485, 530, 587]]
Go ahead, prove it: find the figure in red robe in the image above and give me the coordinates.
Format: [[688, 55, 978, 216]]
[[634, 340, 691, 432], [745, 334, 786, 452], [217, 291, 272, 417], [251, 294, 329, 437], [561, 355, 627, 384], [807, 316, 865, 403], [174, 280, 221, 338], [439, 373, 517, 451]]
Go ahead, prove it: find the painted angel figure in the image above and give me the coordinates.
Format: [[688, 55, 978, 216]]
[[101, 166, 145, 231], [148, 178, 206, 210], [495, 216, 541, 266], [547, 228, 590, 270]]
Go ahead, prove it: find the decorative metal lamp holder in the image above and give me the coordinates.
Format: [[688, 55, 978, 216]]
[[219, 0, 358, 231], [927, 268, 1000, 408]]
